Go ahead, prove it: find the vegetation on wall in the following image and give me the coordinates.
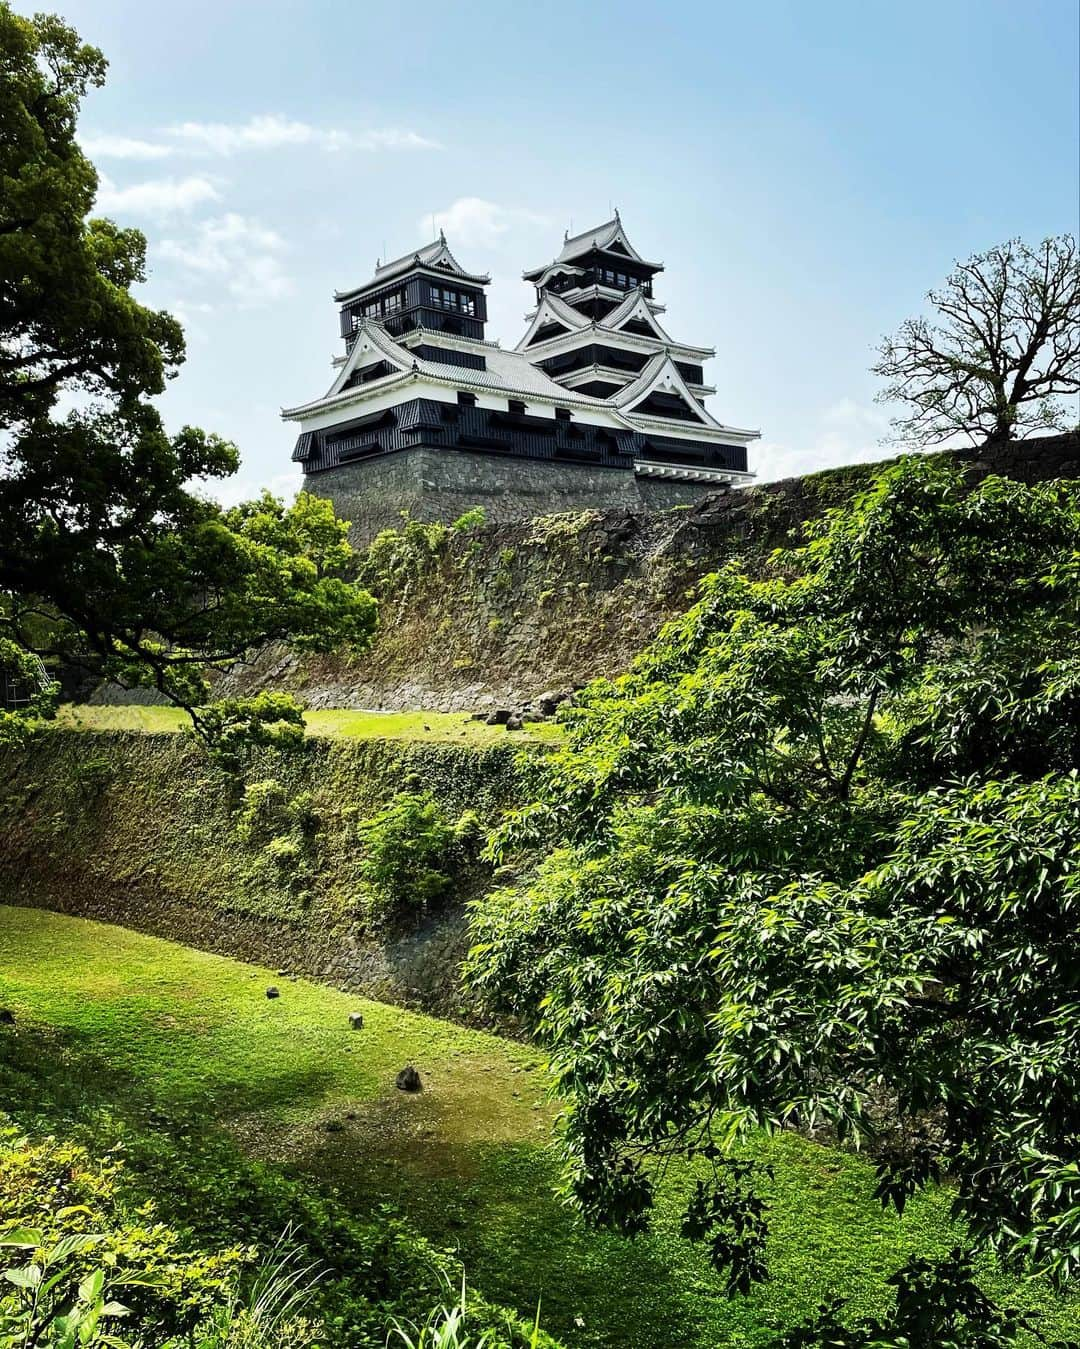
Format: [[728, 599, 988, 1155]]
[[356, 789, 485, 928], [0, 728, 522, 1019], [467, 455, 1080, 1343]]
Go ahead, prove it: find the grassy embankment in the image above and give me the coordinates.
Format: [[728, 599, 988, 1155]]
[[55, 703, 562, 745], [0, 905, 1075, 1348]]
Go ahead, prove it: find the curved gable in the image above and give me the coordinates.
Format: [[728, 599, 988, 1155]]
[[515, 293, 590, 351], [614, 354, 722, 429], [604, 291, 674, 342], [325, 320, 411, 398]]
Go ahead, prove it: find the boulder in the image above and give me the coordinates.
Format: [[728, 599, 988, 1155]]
[[395, 1065, 422, 1092], [485, 709, 512, 726], [505, 715, 523, 731], [348, 1012, 364, 1030], [265, 986, 280, 999], [537, 689, 572, 716], [0, 1009, 14, 1026]]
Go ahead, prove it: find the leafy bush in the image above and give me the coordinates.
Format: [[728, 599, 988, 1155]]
[[194, 695, 306, 773], [357, 517, 450, 598], [0, 1127, 252, 1343], [356, 509, 487, 601], [467, 456, 1080, 1338], [451, 508, 487, 533], [356, 791, 484, 926], [236, 780, 290, 843]]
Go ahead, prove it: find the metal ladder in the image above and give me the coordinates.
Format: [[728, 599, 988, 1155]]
[[2, 653, 52, 709]]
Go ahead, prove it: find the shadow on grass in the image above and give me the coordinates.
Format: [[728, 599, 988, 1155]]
[[0, 1022, 724, 1349]]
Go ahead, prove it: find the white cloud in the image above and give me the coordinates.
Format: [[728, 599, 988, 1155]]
[[95, 173, 220, 217], [201, 469, 303, 508], [80, 133, 175, 160], [428, 197, 550, 249], [166, 114, 439, 156], [754, 399, 898, 483], [159, 213, 292, 305], [167, 299, 217, 345]]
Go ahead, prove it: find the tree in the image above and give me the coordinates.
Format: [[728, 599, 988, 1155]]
[[466, 455, 1080, 1341], [0, 5, 376, 744], [873, 236, 1080, 447]]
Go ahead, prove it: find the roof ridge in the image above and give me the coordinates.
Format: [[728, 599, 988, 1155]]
[[560, 215, 619, 250]]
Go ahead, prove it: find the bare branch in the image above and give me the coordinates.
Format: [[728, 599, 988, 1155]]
[[873, 235, 1080, 448]]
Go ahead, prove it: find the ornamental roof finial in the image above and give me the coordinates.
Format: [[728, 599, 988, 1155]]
[[439, 227, 446, 243]]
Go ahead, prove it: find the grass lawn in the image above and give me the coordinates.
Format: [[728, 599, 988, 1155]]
[[54, 703, 562, 745], [0, 904, 1075, 1347]]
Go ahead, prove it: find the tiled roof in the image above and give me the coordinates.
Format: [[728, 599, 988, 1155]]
[[335, 235, 490, 300], [331, 320, 609, 405], [555, 216, 623, 262], [524, 214, 664, 277]]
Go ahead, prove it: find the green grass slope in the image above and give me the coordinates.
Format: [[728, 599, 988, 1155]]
[[0, 905, 1074, 1347], [55, 703, 562, 744]]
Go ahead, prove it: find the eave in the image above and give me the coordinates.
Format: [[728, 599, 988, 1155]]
[[335, 260, 491, 304], [624, 409, 761, 444], [635, 460, 753, 485], [554, 365, 718, 398], [518, 323, 714, 365]]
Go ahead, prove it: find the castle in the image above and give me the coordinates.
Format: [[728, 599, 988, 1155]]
[[283, 214, 758, 540]]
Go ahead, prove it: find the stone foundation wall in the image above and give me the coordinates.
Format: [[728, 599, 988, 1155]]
[[260, 432, 1080, 713], [635, 476, 729, 512], [304, 447, 721, 544]]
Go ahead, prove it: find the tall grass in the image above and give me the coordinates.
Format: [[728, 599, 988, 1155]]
[[386, 1273, 542, 1349], [194, 1228, 323, 1348]]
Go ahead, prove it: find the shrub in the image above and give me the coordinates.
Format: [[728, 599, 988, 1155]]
[[357, 516, 448, 597], [236, 780, 290, 844], [0, 1126, 252, 1343], [451, 508, 486, 533], [356, 792, 483, 926]]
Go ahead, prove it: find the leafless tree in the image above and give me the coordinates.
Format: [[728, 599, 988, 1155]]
[[873, 235, 1079, 447]]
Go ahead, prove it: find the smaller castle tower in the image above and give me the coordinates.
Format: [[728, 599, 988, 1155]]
[[335, 232, 491, 348]]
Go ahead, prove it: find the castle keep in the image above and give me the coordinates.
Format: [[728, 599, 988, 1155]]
[[283, 215, 758, 539]]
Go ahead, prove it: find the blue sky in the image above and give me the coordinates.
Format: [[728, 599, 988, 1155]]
[[29, 0, 1080, 497]]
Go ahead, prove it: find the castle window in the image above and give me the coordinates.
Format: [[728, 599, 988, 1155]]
[[555, 407, 571, 422], [430, 286, 477, 316], [457, 390, 477, 407], [508, 399, 526, 415]]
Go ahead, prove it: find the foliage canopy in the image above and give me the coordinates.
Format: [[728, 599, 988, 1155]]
[[467, 455, 1080, 1341], [0, 4, 375, 746]]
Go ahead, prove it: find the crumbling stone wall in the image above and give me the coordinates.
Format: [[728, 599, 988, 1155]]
[[245, 433, 1080, 713]]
